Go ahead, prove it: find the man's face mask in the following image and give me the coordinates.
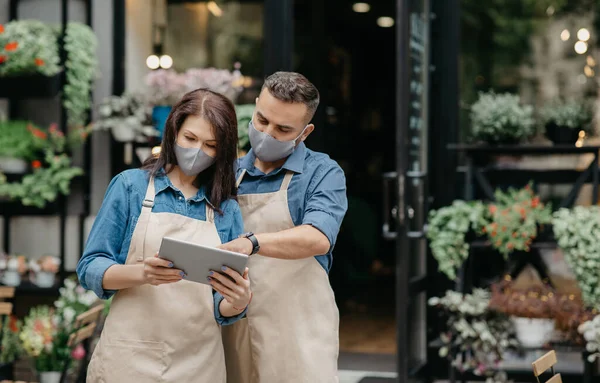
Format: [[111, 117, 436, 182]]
[[174, 143, 216, 176], [248, 120, 308, 162]]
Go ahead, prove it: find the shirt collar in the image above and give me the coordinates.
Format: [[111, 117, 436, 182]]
[[239, 142, 306, 176], [153, 170, 214, 206]]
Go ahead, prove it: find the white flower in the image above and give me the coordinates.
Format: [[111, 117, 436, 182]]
[[63, 307, 76, 324]]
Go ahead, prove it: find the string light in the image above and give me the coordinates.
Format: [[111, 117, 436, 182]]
[[159, 55, 173, 69], [577, 28, 591, 42], [575, 40, 588, 54], [377, 17, 394, 28], [146, 55, 160, 70], [561, 29, 570, 41], [352, 3, 370, 13]]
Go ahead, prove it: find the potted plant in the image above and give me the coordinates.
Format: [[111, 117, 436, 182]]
[[0, 120, 42, 173], [428, 289, 519, 379], [0, 21, 98, 125], [20, 278, 98, 383], [470, 91, 535, 145], [552, 206, 600, 309], [427, 200, 487, 280], [0, 314, 23, 380], [0, 253, 28, 286], [540, 99, 593, 145], [578, 314, 600, 362], [483, 184, 552, 258], [0, 123, 88, 208], [145, 69, 187, 137], [28, 255, 61, 288], [489, 278, 556, 348], [94, 92, 156, 142]]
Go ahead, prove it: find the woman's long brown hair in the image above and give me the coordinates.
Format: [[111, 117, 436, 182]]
[[142, 88, 238, 214]]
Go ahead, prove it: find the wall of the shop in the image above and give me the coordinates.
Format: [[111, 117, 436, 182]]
[[0, 0, 114, 271]]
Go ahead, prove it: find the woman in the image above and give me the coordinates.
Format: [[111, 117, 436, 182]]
[[77, 89, 251, 382]]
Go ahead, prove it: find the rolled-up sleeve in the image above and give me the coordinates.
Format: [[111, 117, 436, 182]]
[[76, 173, 130, 300], [213, 199, 248, 325], [302, 164, 348, 251]]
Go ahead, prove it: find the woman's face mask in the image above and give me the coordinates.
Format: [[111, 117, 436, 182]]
[[174, 143, 216, 176], [248, 120, 308, 162]]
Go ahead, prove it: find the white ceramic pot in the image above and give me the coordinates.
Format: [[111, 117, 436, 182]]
[[0, 157, 28, 173], [511, 317, 555, 348], [34, 271, 56, 288], [2, 271, 20, 287], [39, 371, 61, 383], [111, 125, 136, 142]]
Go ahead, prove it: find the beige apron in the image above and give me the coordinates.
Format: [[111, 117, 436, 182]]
[[87, 176, 226, 383], [222, 170, 339, 383]]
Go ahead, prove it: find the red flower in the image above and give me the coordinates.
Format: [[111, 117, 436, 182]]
[[28, 126, 47, 140], [31, 160, 42, 169], [4, 41, 18, 51], [531, 197, 540, 208], [0, 25, 4, 33], [0, 55, 5, 64], [49, 124, 57, 133], [489, 205, 497, 214], [9, 315, 18, 332], [35, 58, 44, 66], [507, 243, 514, 250]]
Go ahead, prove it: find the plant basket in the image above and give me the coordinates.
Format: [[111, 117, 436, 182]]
[[0, 73, 62, 99], [544, 122, 580, 145]]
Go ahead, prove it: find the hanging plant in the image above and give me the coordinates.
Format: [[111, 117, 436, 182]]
[[578, 314, 600, 362], [427, 200, 487, 280], [483, 184, 552, 258], [62, 22, 98, 128], [552, 206, 600, 309]]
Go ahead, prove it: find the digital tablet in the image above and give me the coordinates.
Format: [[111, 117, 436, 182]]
[[157, 237, 249, 285]]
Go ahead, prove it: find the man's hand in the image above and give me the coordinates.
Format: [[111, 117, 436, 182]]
[[218, 238, 253, 255]]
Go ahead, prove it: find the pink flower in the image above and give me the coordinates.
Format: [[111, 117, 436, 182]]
[[71, 343, 86, 360]]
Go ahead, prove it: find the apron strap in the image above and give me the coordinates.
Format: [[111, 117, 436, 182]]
[[279, 171, 294, 191], [134, 176, 156, 262], [205, 204, 215, 223], [235, 169, 247, 189]]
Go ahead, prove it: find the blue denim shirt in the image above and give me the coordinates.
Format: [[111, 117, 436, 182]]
[[76, 168, 246, 325], [236, 142, 348, 272]]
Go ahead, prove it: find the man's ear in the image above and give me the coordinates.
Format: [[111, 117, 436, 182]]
[[300, 124, 315, 142]]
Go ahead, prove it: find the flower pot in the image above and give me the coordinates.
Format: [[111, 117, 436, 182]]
[[152, 105, 172, 138], [33, 271, 56, 288], [544, 123, 581, 145], [0, 362, 14, 380], [2, 271, 21, 287], [39, 371, 61, 383], [0, 73, 62, 99], [111, 125, 136, 142], [0, 157, 28, 174], [511, 317, 555, 348]]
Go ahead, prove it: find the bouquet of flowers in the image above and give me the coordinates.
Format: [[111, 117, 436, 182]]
[[144, 69, 187, 106], [578, 314, 600, 362], [20, 278, 99, 372], [183, 68, 243, 102]]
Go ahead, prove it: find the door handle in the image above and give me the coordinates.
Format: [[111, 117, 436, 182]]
[[382, 172, 401, 240]]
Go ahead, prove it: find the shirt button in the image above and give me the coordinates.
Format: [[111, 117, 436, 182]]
[[179, 196, 183, 200]]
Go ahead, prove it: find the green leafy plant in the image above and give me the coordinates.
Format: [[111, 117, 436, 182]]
[[540, 99, 594, 131], [235, 104, 254, 151], [62, 22, 98, 128], [0, 124, 88, 207], [483, 184, 552, 257], [0, 315, 23, 364], [0, 120, 43, 159], [578, 314, 600, 362], [552, 206, 600, 309], [470, 91, 535, 144], [428, 289, 519, 379], [427, 200, 487, 280], [0, 20, 60, 76]]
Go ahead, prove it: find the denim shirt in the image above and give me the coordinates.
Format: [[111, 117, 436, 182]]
[[236, 142, 348, 272], [76, 169, 246, 325]]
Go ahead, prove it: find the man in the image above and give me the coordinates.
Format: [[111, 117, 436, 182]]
[[218, 72, 347, 383]]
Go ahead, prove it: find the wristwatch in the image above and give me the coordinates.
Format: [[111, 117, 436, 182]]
[[240, 232, 260, 255]]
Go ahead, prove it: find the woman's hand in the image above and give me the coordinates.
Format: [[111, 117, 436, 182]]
[[142, 253, 185, 286], [209, 267, 251, 310]]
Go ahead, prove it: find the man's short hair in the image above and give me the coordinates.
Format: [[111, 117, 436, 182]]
[[262, 72, 320, 121]]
